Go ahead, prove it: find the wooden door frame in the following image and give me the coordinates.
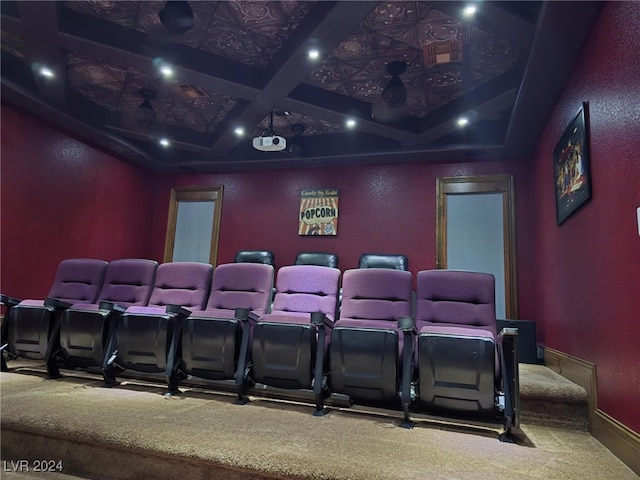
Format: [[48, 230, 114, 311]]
[[436, 174, 518, 319], [163, 186, 223, 266]]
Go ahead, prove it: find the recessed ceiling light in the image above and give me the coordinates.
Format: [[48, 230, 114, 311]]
[[234, 127, 245, 136], [308, 49, 320, 60], [39, 67, 54, 78], [457, 117, 469, 127], [160, 65, 174, 78], [462, 5, 477, 17], [345, 118, 357, 129], [159, 138, 170, 147]]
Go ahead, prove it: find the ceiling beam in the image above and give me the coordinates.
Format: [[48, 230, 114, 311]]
[[103, 122, 212, 154], [503, 1, 604, 156], [57, 31, 261, 101], [282, 85, 420, 144], [413, 62, 524, 143], [206, 1, 379, 155], [2, 78, 160, 169], [0, 13, 22, 35], [418, 88, 517, 144], [428, 1, 535, 51]]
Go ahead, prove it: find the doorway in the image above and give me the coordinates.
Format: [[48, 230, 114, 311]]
[[436, 175, 518, 319], [163, 186, 223, 266]]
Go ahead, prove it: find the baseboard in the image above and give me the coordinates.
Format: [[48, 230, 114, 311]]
[[543, 347, 597, 420], [542, 346, 639, 476], [592, 409, 640, 475]]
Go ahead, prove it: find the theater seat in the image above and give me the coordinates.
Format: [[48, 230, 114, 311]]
[[358, 253, 408, 270], [179, 262, 274, 401], [329, 268, 415, 426], [2, 258, 108, 377], [103, 262, 212, 393], [1, 295, 23, 372], [56, 259, 157, 377], [295, 252, 339, 268], [236, 250, 277, 304], [234, 250, 276, 268], [415, 270, 519, 441], [250, 265, 341, 414]]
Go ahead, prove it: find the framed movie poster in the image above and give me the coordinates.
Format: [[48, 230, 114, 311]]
[[553, 102, 592, 225], [298, 188, 339, 235]]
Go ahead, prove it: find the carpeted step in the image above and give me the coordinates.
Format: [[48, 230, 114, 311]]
[[518, 364, 589, 430]]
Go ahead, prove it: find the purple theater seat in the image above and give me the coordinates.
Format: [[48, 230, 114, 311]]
[[57, 259, 158, 373], [3, 258, 108, 377], [178, 262, 274, 398], [415, 269, 520, 441], [329, 268, 414, 425], [251, 265, 341, 413], [104, 262, 212, 393]]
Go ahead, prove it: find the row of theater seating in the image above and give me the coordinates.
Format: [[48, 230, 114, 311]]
[[234, 250, 408, 271], [0, 254, 520, 441]]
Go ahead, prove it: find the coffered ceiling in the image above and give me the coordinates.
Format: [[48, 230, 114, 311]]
[[1, 1, 603, 172]]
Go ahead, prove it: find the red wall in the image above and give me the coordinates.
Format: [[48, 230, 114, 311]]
[[4, 4, 637, 436], [530, 1, 640, 432], [0, 105, 157, 300], [151, 160, 534, 316]]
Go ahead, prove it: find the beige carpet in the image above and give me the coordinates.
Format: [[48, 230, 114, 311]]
[[0, 364, 635, 480], [519, 363, 589, 430]]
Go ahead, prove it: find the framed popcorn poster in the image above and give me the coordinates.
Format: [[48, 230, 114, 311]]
[[298, 188, 339, 235]]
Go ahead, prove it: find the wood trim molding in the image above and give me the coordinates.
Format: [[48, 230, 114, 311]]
[[435, 174, 518, 318], [163, 186, 223, 266], [543, 346, 597, 419], [542, 346, 640, 475], [592, 410, 640, 475]]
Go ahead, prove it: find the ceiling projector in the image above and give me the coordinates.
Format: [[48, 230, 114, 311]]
[[253, 135, 286, 152]]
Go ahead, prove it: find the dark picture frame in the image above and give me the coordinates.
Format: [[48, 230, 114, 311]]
[[553, 102, 592, 225]]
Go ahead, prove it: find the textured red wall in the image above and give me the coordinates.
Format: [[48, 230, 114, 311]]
[[0, 105, 157, 300], [151, 159, 534, 316], [530, 2, 640, 431]]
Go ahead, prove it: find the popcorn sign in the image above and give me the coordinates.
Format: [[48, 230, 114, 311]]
[[298, 188, 339, 236]]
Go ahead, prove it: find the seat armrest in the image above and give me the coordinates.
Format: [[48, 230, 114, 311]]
[[498, 327, 518, 360], [0, 294, 22, 308], [99, 301, 127, 313], [311, 311, 334, 328], [497, 326, 520, 434], [44, 297, 73, 309], [498, 327, 518, 343], [397, 316, 417, 335], [165, 304, 192, 318], [234, 307, 259, 323]]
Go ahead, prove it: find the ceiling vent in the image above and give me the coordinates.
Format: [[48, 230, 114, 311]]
[[423, 41, 462, 67], [172, 83, 208, 100]]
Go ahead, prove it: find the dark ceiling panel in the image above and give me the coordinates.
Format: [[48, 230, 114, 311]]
[[0, 1, 604, 172]]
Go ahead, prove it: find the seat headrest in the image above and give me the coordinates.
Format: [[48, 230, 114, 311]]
[[234, 250, 276, 267], [294, 252, 339, 268], [358, 253, 408, 271]]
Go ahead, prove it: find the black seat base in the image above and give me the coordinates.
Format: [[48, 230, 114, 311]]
[[330, 327, 399, 403]]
